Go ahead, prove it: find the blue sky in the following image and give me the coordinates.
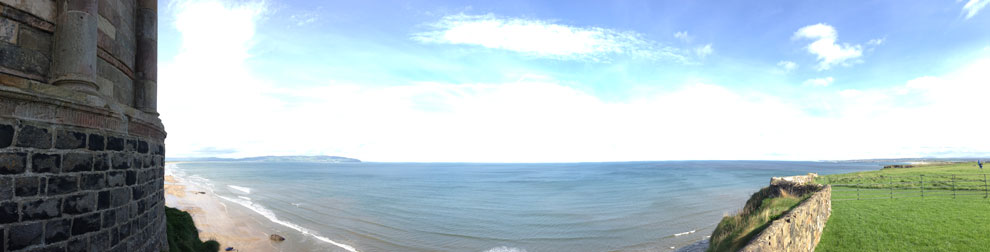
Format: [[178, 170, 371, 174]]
[[157, 0, 990, 162]]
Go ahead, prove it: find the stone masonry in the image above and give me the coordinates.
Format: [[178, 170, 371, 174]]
[[1, 0, 166, 251], [738, 184, 832, 252]]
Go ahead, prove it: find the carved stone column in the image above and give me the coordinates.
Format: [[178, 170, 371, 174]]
[[51, 0, 100, 95], [135, 0, 158, 113]]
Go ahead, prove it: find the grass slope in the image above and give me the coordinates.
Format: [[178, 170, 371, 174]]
[[166, 207, 221, 252], [707, 187, 807, 252], [816, 162, 990, 251]]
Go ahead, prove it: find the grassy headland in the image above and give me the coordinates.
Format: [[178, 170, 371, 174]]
[[707, 186, 809, 252], [816, 162, 990, 251], [166, 207, 221, 252]]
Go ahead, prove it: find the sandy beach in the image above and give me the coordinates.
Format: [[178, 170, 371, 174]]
[[164, 163, 279, 252]]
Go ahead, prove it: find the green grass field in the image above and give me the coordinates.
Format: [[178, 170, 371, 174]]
[[816, 162, 990, 251]]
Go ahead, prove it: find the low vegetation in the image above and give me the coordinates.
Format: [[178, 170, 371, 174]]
[[166, 207, 221, 252], [816, 162, 990, 251], [707, 186, 809, 252]]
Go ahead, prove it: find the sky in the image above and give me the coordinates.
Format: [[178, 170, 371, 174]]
[[157, 0, 990, 162]]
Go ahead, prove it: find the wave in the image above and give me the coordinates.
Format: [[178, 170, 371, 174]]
[[227, 185, 252, 194], [673, 230, 696, 237], [484, 246, 527, 252], [216, 195, 359, 252]]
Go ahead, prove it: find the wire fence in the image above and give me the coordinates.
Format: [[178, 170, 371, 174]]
[[825, 174, 990, 201]]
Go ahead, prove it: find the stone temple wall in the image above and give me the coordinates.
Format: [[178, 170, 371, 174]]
[[1, 0, 166, 251]]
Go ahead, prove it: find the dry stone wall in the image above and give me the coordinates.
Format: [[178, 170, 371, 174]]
[[1, 0, 165, 251], [738, 185, 832, 252]]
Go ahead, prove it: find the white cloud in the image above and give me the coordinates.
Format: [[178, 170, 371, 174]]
[[695, 44, 714, 57], [802, 77, 834, 87], [963, 0, 989, 19], [867, 38, 884, 45], [674, 31, 693, 42], [777, 61, 798, 72], [412, 14, 691, 62], [793, 23, 863, 70], [160, 2, 990, 162]]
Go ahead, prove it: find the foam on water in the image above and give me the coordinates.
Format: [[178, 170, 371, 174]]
[[216, 195, 359, 252], [228, 185, 252, 194], [484, 246, 527, 252], [673, 230, 696, 237]]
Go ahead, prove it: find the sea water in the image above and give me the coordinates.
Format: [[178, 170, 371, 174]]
[[168, 161, 881, 252]]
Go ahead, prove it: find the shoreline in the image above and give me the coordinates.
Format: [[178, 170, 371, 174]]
[[164, 163, 279, 252]]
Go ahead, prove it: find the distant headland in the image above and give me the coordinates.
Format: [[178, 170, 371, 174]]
[[166, 155, 362, 163]]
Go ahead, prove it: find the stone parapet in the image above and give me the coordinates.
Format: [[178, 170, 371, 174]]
[[738, 185, 832, 252]]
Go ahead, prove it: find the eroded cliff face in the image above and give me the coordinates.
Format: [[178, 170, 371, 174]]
[[1, 0, 166, 251]]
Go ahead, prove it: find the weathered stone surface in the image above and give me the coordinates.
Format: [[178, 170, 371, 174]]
[[62, 152, 93, 172], [738, 186, 832, 252], [0, 201, 18, 223], [30, 153, 60, 173], [0, 123, 13, 147], [106, 136, 124, 151], [17, 24, 52, 57], [46, 174, 78, 195], [88, 133, 105, 150], [100, 59, 134, 106], [90, 229, 110, 251], [0, 0, 57, 22], [137, 140, 148, 153], [67, 237, 88, 252], [56, 130, 87, 149], [9, 222, 43, 250], [0, 152, 27, 174], [71, 212, 101, 235], [14, 176, 39, 196], [111, 152, 130, 169], [94, 153, 109, 170], [15, 124, 51, 148], [125, 170, 136, 185], [81, 173, 105, 190], [106, 171, 125, 187], [102, 207, 115, 228], [0, 177, 11, 198], [0, 16, 18, 43], [21, 198, 61, 220], [110, 187, 129, 206], [98, 190, 110, 210], [125, 139, 136, 152], [0, 41, 50, 78], [64, 192, 97, 214], [45, 218, 72, 243]]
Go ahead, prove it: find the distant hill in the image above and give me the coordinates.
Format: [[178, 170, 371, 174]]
[[166, 155, 361, 163]]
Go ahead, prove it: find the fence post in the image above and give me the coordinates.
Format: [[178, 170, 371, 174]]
[[921, 175, 924, 199], [984, 174, 988, 199], [952, 174, 956, 199], [857, 182, 861, 200], [887, 177, 894, 199]]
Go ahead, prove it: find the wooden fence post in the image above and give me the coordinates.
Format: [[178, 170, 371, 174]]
[[889, 176, 893, 199], [857, 182, 861, 200], [953, 174, 956, 199], [984, 174, 988, 199], [921, 175, 924, 199]]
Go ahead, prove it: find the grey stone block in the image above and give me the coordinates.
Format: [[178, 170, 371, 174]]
[[102, 208, 116, 228], [81, 173, 106, 190], [98, 190, 110, 210], [64, 192, 97, 214], [0, 16, 18, 43], [107, 171, 125, 187], [94, 153, 110, 171], [31, 153, 60, 173], [0, 201, 18, 223], [111, 152, 130, 170], [0, 124, 13, 148], [45, 218, 72, 243], [125, 170, 135, 185], [0, 177, 11, 199], [46, 175, 78, 195], [15, 176, 40, 197], [68, 237, 88, 252], [125, 139, 137, 152], [55, 130, 87, 149], [88, 133, 105, 151], [15, 124, 51, 149], [21, 198, 61, 221], [111, 187, 129, 207], [0, 42, 50, 78], [18, 24, 53, 58], [9, 222, 43, 250], [71, 212, 101, 235], [106, 136, 124, 151], [137, 140, 148, 153], [90, 230, 110, 252], [62, 152, 93, 172], [0, 152, 27, 174]]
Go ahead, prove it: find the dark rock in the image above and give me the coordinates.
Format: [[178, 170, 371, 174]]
[[138, 140, 149, 153], [31, 153, 61, 173], [111, 187, 130, 207], [88, 133, 105, 151], [45, 218, 72, 243], [46, 175, 78, 195], [0, 124, 13, 147], [62, 152, 93, 172], [107, 136, 125, 151], [125, 139, 137, 152], [91, 230, 110, 251], [15, 176, 40, 196], [9, 222, 44, 250], [94, 153, 110, 171], [98, 190, 111, 210], [81, 173, 106, 190], [103, 209, 116, 228], [0, 201, 18, 223], [132, 183, 146, 199], [112, 152, 131, 169], [68, 237, 88, 252], [0, 177, 11, 199], [107, 171, 126, 187], [0, 42, 50, 79], [65, 192, 97, 214], [71, 212, 101, 235], [270, 234, 286, 242], [15, 124, 52, 148], [22, 198, 61, 220], [55, 130, 87, 149], [126, 170, 136, 185], [0, 152, 27, 174]]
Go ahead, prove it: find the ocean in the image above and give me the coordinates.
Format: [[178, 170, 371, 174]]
[[167, 161, 882, 252]]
